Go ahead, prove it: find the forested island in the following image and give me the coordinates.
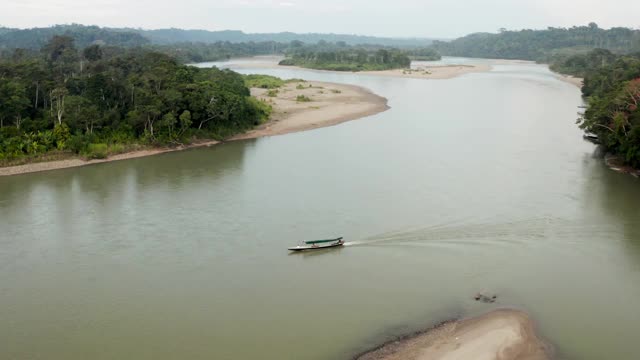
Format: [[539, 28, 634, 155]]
[[278, 42, 413, 71], [0, 35, 270, 164]]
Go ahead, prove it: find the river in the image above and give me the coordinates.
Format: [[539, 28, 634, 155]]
[[1, 59, 639, 360]]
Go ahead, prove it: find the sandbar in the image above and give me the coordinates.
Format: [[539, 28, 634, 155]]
[[356, 309, 550, 360]]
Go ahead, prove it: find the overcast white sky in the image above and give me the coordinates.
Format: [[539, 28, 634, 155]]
[[2, 0, 640, 38]]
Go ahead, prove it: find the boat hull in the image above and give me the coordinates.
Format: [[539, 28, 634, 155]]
[[288, 242, 344, 251]]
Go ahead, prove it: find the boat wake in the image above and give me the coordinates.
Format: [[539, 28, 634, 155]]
[[344, 217, 620, 248]]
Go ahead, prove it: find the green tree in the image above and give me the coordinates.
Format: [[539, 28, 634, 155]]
[[0, 81, 30, 129]]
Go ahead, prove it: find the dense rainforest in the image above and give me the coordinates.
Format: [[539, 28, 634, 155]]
[[279, 42, 413, 71], [0, 36, 270, 164], [431, 23, 640, 62], [151, 41, 290, 63], [0, 25, 150, 50], [561, 50, 640, 167]]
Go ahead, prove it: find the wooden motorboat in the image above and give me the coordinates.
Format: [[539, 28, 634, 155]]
[[288, 237, 344, 251]]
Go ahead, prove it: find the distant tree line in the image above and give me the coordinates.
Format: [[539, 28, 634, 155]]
[[406, 48, 441, 61], [0, 24, 435, 49], [138, 28, 433, 47], [431, 23, 640, 62], [0, 25, 443, 66], [0, 36, 270, 163], [150, 41, 291, 63], [0, 24, 149, 50]]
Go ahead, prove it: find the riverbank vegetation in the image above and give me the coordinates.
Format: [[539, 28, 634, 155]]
[[0, 36, 270, 165], [407, 47, 442, 61], [431, 23, 640, 63], [570, 51, 640, 166], [278, 42, 413, 71]]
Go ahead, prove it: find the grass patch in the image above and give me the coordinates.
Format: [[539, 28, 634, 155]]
[[86, 143, 108, 159], [244, 74, 284, 89], [285, 78, 306, 83], [296, 95, 312, 102], [266, 89, 279, 97]]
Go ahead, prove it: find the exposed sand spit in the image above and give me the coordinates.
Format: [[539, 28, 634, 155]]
[[0, 140, 219, 177], [359, 64, 491, 79], [232, 80, 388, 140], [356, 309, 550, 360]]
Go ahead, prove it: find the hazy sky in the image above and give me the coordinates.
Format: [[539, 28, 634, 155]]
[[3, 0, 640, 38]]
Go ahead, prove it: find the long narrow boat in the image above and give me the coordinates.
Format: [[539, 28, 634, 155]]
[[288, 237, 344, 251]]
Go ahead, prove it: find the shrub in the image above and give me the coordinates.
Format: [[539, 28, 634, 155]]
[[296, 95, 312, 102], [247, 97, 272, 124], [53, 123, 71, 150], [86, 143, 108, 159], [278, 59, 296, 66], [244, 74, 284, 89], [109, 143, 125, 154], [266, 89, 279, 97]]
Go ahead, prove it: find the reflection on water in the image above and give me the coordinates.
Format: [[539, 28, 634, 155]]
[[1, 60, 639, 360]]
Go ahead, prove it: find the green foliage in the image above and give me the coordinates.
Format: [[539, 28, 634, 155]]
[[266, 89, 279, 97], [67, 133, 93, 154], [53, 123, 70, 150], [407, 48, 442, 61], [549, 48, 617, 77], [244, 74, 285, 89], [280, 42, 412, 72], [246, 97, 272, 124], [278, 58, 296, 66], [86, 143, 108, 159], [0, 24, 149, 50], [151, 42, 290, 63], [0, 35, 269, 162], [431, 24, 640, 62], [576, 51, 640, 167], [296, 95, 312, 102]]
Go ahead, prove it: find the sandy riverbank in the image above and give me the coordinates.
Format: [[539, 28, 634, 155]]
[[232, 80, 388, 140], [0, 80, 387, 177], [356, 309, 550, 360], [0, 140, 219, 177], [555, 74, 583, 88]]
